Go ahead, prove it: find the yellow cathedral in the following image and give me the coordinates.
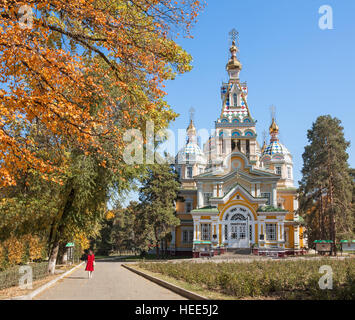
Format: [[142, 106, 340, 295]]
[[171, 38, 306, 258]]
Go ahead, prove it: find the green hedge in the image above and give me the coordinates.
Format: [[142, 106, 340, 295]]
[[139, 258, 355, 300], [0, 262, 48, 290]]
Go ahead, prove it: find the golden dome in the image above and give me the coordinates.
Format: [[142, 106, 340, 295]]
[[226, 40, 242, 71], [269, 118, 279, 134], [187, 119, 196, 133]]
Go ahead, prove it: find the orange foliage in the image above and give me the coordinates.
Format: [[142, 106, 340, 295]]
[[75, 233, 90, 251], [3, 237, 25, 265], [23, 235, 45, 261], [0, 0, 204, 186], [105, 210, 115, 220]]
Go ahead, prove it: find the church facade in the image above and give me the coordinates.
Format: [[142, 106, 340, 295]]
[[171, 38, 306, 258]]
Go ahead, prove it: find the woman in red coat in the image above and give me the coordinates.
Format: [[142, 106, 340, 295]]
[[85, 250, 95, 278]]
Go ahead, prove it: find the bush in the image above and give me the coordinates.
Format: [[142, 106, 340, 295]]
[[139, 258, 355, 300]]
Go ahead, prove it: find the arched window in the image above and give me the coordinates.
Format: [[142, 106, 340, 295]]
[[231, 213, 247, 221], [233, 93, 238, 106], [232, 131, 241, 138]]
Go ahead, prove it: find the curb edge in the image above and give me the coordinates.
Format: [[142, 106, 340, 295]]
[[122, 264, 208, 301]]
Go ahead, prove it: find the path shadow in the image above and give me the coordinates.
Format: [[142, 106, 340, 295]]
[[66, 276, 87, 280]]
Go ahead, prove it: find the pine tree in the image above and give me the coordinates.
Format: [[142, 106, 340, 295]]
[[139, 163, 180, 258], [299, 115, 353, 253], [111, 201, 154, 255]]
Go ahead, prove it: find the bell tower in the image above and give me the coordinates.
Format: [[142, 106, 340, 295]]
[[214, 31, 260, 164]]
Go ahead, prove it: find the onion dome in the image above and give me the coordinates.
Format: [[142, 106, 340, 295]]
[[176, 142, 207, 165], [176, 119, 207, 165], [269, 118, 279, 136], [263, 118, 290, 157], [262, 140, 290, 156], [226, 40, 242, 71]]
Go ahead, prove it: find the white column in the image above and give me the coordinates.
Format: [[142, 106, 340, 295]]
[[197, 182, 203, 208], [213, 183, 218, 197], [218, 183, 223, 197], [197, 222, 201, 241], [294, 226, 299, 248], [272, 183, 277, 207], [251, 183, 256, 197], [193, 219, 198, 241], [280, 222, 284, 241], [256, 183, 261, 197]]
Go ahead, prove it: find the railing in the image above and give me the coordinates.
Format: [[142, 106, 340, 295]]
[[0, 262, 48, 290]]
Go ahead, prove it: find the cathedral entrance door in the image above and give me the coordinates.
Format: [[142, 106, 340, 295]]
[[229, 222, 248, 248], [224, 206, 253, 249]]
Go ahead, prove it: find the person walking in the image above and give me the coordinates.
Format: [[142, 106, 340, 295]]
[[85, 250, 95, 279]]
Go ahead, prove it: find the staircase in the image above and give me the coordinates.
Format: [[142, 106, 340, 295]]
[[221, 248, 252, 255], [232, 248, 252, 255]]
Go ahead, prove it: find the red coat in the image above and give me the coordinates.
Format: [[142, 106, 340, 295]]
[[85, 254, 95, 271]]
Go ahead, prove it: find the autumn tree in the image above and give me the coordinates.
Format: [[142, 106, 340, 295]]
[[0, 0, 204, 186], [298, 116, 354, 252], [1, 0, 204, 271]]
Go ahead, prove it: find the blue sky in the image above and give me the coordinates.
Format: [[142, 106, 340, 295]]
[[165, 0, 355, 187]]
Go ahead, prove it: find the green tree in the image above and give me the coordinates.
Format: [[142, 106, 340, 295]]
[[298, 115, 354, 253], [139, 163, 180, 258], [111, 201, 154, 255]]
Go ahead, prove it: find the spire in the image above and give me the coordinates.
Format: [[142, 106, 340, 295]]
[[226, 40, 242, 73], [226, 29, 242, 77], [187, 107, 196, 143]]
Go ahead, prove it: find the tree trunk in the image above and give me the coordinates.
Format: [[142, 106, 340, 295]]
[[327, 149, 337, 256], [156, 241, 160, 259], [48, 240, 59, 274], [320, 186, 325, 239], [47, 186, 76, 274], [164, 238, 168, 257]]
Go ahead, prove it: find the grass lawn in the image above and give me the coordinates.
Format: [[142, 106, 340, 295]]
[[137, 257, 355, 300]]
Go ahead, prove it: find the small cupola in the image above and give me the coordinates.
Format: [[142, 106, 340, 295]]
[[226, 40, 242, 80]]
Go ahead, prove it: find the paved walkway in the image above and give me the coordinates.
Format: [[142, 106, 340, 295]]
[[35, 261, 186, 300]]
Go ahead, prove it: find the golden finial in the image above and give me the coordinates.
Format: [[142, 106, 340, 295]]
[[187, 107, 196, 133], [269, 118, 279, 134], [269, 105, 279, 134], [226, 29, 242, 71]]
